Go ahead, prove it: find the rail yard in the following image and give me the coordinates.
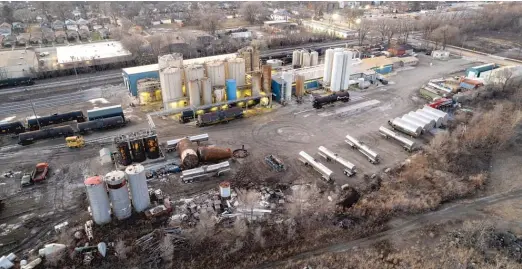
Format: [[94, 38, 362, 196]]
[[0, 40, 521, 269]]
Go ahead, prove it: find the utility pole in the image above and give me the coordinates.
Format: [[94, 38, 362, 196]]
[[70, 56, 80, 90], [26, 88, 41, 130]]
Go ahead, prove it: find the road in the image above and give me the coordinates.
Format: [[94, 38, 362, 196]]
[[255, 188, 522, 268]]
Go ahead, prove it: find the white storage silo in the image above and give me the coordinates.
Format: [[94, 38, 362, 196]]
[[200, 77, 213, 105], [158, 53, 183, 69], [323, 49, 335, 85], [330, 51, 344, 92], [159, 67, 183, 107], [251, 71, 262, 97], [341, 51, 354, 91], [266, 59, 283, 68], [282, 71, 294, 102], [184, 64, 205, 83], [206, 61, 226, 87], [125, 164, 150, 213], [104, 171, 132, 220], [310, 51, 319, 66], [214, 86, 225, 103], [226, 58, 246, 87], [292, 50, 302, 67], [301, 51, 311, 67], [188, 79, 201, 107], [84, 176, 111, 225]]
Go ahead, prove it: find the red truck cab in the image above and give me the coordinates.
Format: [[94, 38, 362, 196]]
[[32, 163, 49, 183]]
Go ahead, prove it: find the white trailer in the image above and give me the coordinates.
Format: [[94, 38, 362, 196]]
[[378, 126, 416, 152], [415, 110, 443, 127], [407, 112, 436, 129], [298, 151, 334, 181], [318, 146, 357, 176], [344, 134, 380, 164], [180, 161, 230, 183], [388, 118, 422, 137]]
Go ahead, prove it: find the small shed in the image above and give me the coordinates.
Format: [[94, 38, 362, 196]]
[[431, 50, 450, 60]]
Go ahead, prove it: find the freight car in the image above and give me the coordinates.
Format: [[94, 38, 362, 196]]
[[77, 116, 126, 134], [0, 121, 26, 135], [196, 107, 244, 127], [27, 110, 86, 131], [18, 126, 75, 145], [312, 91, 350, 109], [87, 105, 125, 121]]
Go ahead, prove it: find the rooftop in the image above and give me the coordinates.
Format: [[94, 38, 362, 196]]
[[0, 50, 38, 79], [56, 41, 131, 64]]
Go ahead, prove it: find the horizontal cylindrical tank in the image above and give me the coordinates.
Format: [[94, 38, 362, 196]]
[[105, 170, 132, 220], [197, 146, 232, 162], [388, 118, 422, 137], [219, 181, 231, 198], [317, 146, 356, 173], [176, 138, 199, 169], [415, 110, 443, 127], [226, 79, 237, 101], [188, 79, 201, 107], [214, 86, 226, 103], [298, 151, 334, 181], [402, 114, 430, 130], [125, 164, 150, 213], [130, 139, 146, 163], [251, 71, 262, 97], [84, 176, 111, 225], [206, 61, 226, 87], [200, 77, 213, 105], [379, 126, 416, 152], [400, 115, 425, 130], [117, 141, 132, 166], [421, 106, 448, 125], [407, 112, 436, 129], [143, 135, 160, 159]]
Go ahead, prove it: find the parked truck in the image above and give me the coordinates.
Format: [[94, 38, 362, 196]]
[[21, 163, 49, 187]]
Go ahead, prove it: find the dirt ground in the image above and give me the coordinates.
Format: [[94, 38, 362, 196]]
[[0, 53, 488, 265], [460, 31, 522, 60]]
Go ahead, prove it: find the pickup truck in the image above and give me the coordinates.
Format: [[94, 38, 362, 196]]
[[21, 163, 49, 187]]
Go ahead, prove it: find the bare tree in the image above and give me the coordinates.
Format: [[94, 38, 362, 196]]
[[397, 18, 415, 44], [199, 12, 222, 35], [51, 2, 73, 21], [240, 2, 264, 25], [356, 19, 371, 46], [431, 24, 459, 50], [418, 15, 441, 48], [13, 8, 34, 23]]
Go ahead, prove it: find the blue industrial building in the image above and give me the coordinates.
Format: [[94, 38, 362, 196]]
[[121, 64, 159, 96], [271, 77, 319, 102]]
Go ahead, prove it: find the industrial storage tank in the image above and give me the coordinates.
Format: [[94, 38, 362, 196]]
[[388, 118, 422, 137], [226, 79, 237, 101], [226, 58, 246, 86], [262, 65, 272, 94], [402, 114, 431, 130], [159, 67, 183, 106], [282, 71, 293, 102], [214, 86, 226, 103], [266, 59, 283, 68], [421, 106, 448, 125], [137, 78, 161, 105], [292, 50, 302, 67], [251, 71, 262, 97], [407, 112, 436, 129], [184, 64, 205, 82], [415, 110, 443, 127], [341, 51, 354, 91], [176, 138, 199, 169], [197, 146, 232, 162], [158, 53, 183, 69], [143, 135, 160, 159], [125, 164, 150, 213], [84, 176, 111, 225], [323, 49, 335, 85], [117, 141, 132, 166], [330, 51, 344, 92], [206, 61, 226, 87], [104, 171, 132, 220], [310, 51, 319, 66], [200, 77, 213, 105], [219, 181, 231, 198], [301, 50, 311, 67], [188, 79, 201, 107], [400, 116, 425, 130], [295, 74, 305, 97], [130, 138, 146, 163]]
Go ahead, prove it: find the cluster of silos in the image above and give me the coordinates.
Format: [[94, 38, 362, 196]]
[[323, 48, 357, 92], [238, 45, 260, 73], [116, 133, 160, 166], [84, 165, 151, 225], [390, 106, 449, 137], [292, 50, 319, 68], [159, 53, 184, 109]]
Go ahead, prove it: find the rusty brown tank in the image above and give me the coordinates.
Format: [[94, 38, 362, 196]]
[[197, 146, 232, 162], [176, 138, 199, 169]]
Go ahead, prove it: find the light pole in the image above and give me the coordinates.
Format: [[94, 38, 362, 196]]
[[26, 88, 41, 130], [70, 55, 80, 90]]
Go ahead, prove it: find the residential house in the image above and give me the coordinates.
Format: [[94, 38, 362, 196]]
[[66, 30, 79, 41], [65, 19, 77, 27], [12, 22, 27, 33], [30, 32, 42, 44], [0, 22, 12, 37], [271, 9, 292, 21], [88, 18, 98, 27], [78, 28, 90, 40], [42, 29, 55, 44], [17, 33, 30, 46], [72, 9, 82, 19], [52, 20, 65, 30], [2, 35, 16, 47], [79, 25, 89, 32], [55, 30, 66, 43], [77, 18, 89, 27]]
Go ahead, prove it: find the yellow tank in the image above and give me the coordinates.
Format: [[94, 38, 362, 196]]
[[155, 89, 162, 101], [139, 92, 152, 104]]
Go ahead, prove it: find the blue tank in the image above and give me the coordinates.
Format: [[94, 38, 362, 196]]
[[226, 79, 237, 101]]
